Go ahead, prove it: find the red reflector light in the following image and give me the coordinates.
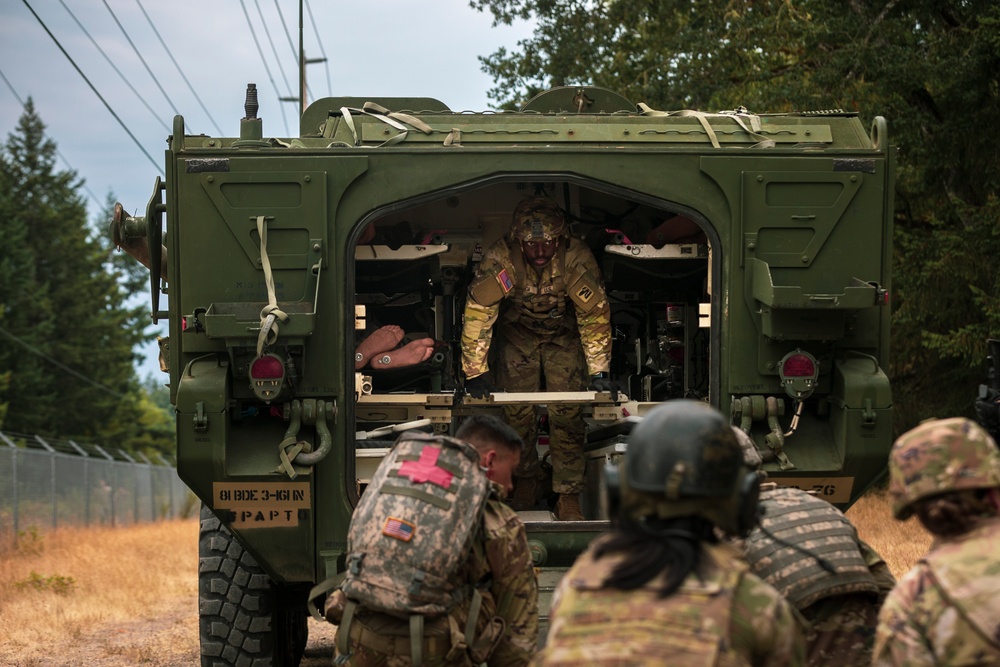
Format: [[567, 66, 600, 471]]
[[251, 354, 285, 379], [781, 353, 816, 377]]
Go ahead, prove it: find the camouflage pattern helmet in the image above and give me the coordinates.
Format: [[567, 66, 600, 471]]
[[889, 416, 1000, 520], [619, 400, 758, 535], [509, 196, 567, 241]]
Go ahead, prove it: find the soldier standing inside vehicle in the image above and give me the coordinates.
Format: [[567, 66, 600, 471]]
[[734, 428, 895, 667], [535, 400, 806, 666], [872, 417, 1000, 666], [461, 195, 613, 521], [326, 414, 539, 666]]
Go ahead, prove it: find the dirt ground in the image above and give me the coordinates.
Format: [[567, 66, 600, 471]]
[[1, 596, 338, 667]]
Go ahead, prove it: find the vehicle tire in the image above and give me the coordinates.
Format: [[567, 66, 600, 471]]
[[199, 504, 308, 666]]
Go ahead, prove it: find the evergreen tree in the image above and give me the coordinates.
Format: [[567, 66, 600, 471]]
[[0, 99, 146, 441], [0, 101, 58, 432], [0, 306, 9, 429]]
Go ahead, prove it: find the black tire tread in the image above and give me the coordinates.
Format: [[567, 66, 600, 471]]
[[199, 504, 277, 667]]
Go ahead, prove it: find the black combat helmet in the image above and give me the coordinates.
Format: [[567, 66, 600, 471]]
[[614, 399, 761, 536]]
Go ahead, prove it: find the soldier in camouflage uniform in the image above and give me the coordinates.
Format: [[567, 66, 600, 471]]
[[461, 196, 612, 521], [535, 400, 806, 666], [735, 428, 895, 667], [329, 415, 539, 666], [872, 416, 1000, 666]]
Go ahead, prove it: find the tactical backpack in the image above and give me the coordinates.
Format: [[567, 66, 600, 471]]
[[310, 431, 492, 665]]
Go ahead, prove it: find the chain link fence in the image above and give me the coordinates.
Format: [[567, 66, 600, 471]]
[[0, 431, 194, 544]]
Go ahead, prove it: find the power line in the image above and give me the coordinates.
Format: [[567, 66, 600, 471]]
[[56, 0, 171, 134], [0, 325, 127, 400], [304, 0, 332, 97], [0, 67, 103, 210], [19, 0, 162, 174], [100, 0, 182, 121], [273, 0, 297, 62], [253, 0, 294, 101], [238, 0, 290, 135], [133, 0, 225, 136]]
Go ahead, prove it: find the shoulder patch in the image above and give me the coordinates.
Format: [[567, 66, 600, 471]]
[[497, 268, 514, 294], [382, 517, 416, 542], [567, 270, 603, 313]]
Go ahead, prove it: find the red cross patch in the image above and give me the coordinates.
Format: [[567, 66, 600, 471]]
[[398, 446, 454, 488]]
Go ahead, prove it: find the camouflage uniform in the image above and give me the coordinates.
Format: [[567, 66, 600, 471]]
[[335, 487, 539, 666], [745, 486, 895, 667], [535, 537, 806, 667], [461, 198, 611, 494], [872, 516, 1000, 667], [871, 416, 1000, 666]]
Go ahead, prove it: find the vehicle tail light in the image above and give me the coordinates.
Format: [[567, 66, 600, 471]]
[[778, 349, 818, 399], [249, 353, 285, 402], [781, 352, 816, 377]]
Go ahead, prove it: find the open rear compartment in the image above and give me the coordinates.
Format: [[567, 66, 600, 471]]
[[350, 179, 714, 526]]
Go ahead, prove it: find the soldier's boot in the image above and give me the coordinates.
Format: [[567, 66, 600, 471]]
[[554, 493, 584, 521], [509, 477, 539, 511]]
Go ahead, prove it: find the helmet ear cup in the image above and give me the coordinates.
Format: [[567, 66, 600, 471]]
[[734, 471, 763, 537]]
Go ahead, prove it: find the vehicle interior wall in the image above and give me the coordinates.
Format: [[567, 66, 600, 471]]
[[349, 180, 714, 518]]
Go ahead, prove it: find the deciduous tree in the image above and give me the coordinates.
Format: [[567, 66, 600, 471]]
[[472, 0, 1000, 428]]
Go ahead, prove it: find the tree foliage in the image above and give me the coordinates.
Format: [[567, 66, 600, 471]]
[[472, 0, 1000, 429], [0, 100, 171, 455]]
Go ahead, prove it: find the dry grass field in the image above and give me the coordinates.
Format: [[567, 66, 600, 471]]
[[845, 489, 934, 580], [0, 490, 930, 665], [0, 520, 200, 666]]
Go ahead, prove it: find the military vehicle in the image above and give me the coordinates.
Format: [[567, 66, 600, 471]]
[[111, 83, 895, 665]]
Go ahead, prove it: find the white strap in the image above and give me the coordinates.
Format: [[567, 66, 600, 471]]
[[255, 216, 288, 357]]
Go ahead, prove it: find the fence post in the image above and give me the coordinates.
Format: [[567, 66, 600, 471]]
[[137, 451, 156, 520], [156, 453, 174, 518], [68, 441, 90, 525], [1, 432, 17, 539], [34, 436, 56, 529], [117, 449, 138, 523], [94, 445, 116, 527]]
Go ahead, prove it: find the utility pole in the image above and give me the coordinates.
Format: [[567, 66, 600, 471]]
[[299, 0, 305, 117], [283, 0, 326, 118]]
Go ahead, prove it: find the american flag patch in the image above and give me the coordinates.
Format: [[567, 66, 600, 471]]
[[382, 517, 416, 542], [497, 269, 514, 293]]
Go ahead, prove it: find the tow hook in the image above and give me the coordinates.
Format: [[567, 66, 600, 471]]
[[275, 398, 336, 478]]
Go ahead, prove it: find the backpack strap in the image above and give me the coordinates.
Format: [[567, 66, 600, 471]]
[[334, 598, 357, 665], [306, 571, 346, 622], [410, 614, 425, 667], [465, 587, 483, 648]]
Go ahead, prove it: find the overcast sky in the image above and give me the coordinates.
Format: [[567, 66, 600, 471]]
[[0, 0, 533, 379]]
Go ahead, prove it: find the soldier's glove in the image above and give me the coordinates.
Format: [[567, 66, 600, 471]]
[[590, 372, 624, 402], [465, 374, 497, 399], [975, 387, 1000, 443]]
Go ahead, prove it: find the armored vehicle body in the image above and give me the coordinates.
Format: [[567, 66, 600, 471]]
[[113, 84, 895, 665]]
